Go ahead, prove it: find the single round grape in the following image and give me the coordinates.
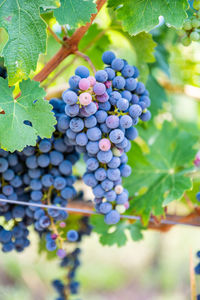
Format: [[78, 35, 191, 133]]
[[79, 92, 92, 106], [99, 138, 111, 151], [105, 190, 116, 202], [76, 132, 88, 146], [125, 78, 137, 91], [85, 102, 98, 115], [84, 115, 97, 128], [109, 129, 124, 144], [121, 90, 132, 101], [190, 31, 200, 41], [0, 158, 8, 172], [125, 126, 138, 140], [62, 90, 78, 105], [182, 36, 192, 46], [104, 210, 120, 225], [106, 115, 120, 129], [120, 164, 132, 177], [120, 115, 132, 129], [109, 91, 121, 106], [86, 141, 99, 155], [111, 58, 124, 71], [83, 173, 98, 187], [79, 78, 90, 90], [113, 76, 126, 89], [99, 202, 112, 214], [108, 156, 121, 168], [69, 75, 81, 89], [87, 127, 102, 141], [93, 82, 106, 95], [39, 139, 52, 153], [54, 176, 66, 190], [121, 64, 135, 78], [129, 104, 142, 118], [97, 150, 113, 163], [70, 118, 84, 132], [95, 70, 108, 83], [93, 184, 105, 197], [95, 110, 108, 123], [117, 98, 129, 111], [140, 110, 151, 121], [95, 168, 107, 181], [75, 66, 90, 78], [101, 179, 114, 191], [87, 76, 96, 86], [96, 92, 109, 103], [105, 67, 115, 80], [183, 19, 192, 31], [107, 168, 121, 181], [65, 103, 79, 117], [102, 51, 116, 64], [86, 158, 99, 171]]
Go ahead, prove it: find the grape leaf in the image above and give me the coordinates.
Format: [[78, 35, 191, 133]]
[[90, 215, 144, 246], [0, 0, 55, 85], [146, 74, 167, 116], [124, 122, 197, 224], [54, 0, 97, 28], [108, 0, 188, 35], [127, 32, 156, 82], [0, 78, 56, 152], [79, 24, 110, 69]]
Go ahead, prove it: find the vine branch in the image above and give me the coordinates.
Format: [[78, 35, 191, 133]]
[[75, 51, 96, 73], [34, 0, 107, 83]]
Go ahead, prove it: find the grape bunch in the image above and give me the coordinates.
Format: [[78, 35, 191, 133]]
[[63, 50, 151, 225], [179, 9, 200, 46], [52, 217, 92, 300], [0, 98, 80, 256]]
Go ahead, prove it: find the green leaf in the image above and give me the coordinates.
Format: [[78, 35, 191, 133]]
[[146, 74, 167, 116], [79, 24, 110, 69], [128, 221, 144, 241], [54, 0, 97, 28], [90, 215, 144, 246], [0, 78, 56, 152], [0, 0, 54, 85], [127, 32, 156, 82], [124, 122, 197, 224], [108, 0, 188, 35]]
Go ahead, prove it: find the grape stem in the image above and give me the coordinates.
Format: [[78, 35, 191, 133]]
[[47, 26, 64, 44], [33, 0, 107, 83], [75, 51, 96, 73]]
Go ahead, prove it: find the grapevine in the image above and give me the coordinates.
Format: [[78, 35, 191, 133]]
[[0, 0, 199, 299]]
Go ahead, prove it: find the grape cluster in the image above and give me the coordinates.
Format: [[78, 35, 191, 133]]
[[63, 51, 151, 225], [179, 9, 200, 46], [0, 98, 80, 255], [52, 217, 92, 300]]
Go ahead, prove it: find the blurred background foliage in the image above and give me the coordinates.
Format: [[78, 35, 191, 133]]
[[0, 2, 200, 300]]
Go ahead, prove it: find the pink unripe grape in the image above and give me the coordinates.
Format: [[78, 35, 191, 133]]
[[79, 78, 90, 90], [124, 202, 129, 209], [79, 92, 92, 106], [87, 76, 96, 86], [57, 249, 67, 259], [105, 81, 112, 88], [97, 92, 109, 103], [99, 138, 111, 151], [51, 233, 58, 240], [59, 222, 66, 228], [115, 185, 123, 194]]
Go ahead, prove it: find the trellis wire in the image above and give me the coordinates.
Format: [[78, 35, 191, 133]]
[[0, 197, 199, 227]]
